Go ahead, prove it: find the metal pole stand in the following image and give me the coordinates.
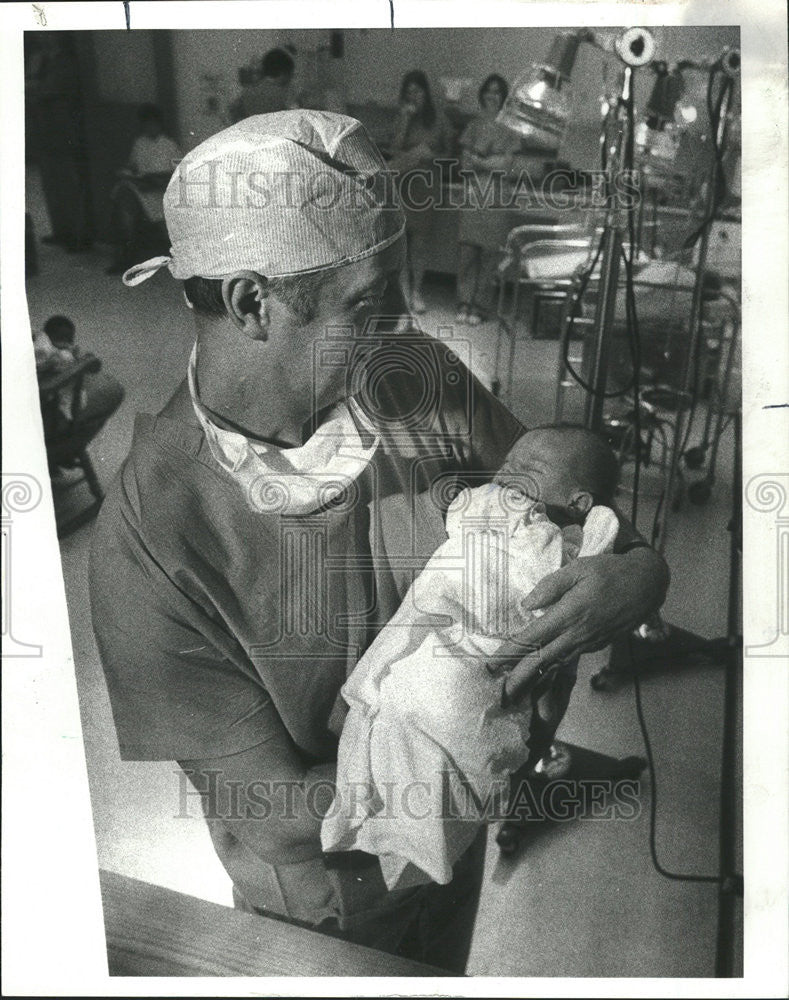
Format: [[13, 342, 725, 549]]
[[593, 47, 741, 694]]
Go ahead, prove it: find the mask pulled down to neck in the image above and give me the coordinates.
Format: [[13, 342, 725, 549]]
[[187, 344, 380, 515]]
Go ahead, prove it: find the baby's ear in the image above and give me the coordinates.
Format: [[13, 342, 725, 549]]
[[567, 490, 594, 517]]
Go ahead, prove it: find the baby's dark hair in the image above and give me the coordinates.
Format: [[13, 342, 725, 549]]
[[525, 422, 620, 505], [43, 315, 76, 345]]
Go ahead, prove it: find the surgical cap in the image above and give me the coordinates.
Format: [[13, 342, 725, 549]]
[[123, 110, 405, 287]]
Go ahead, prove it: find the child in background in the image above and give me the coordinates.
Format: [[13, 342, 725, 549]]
[[33, 315, 85, 423], [33, 314, 79, 373], [33, 315, 86, 481]]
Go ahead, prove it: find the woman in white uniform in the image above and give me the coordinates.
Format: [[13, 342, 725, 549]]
[[388, 71, 450, 315], [456, 74, 521, 325], [107, 104, 181, 274]]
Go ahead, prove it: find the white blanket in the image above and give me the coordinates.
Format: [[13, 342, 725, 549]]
[[321, 484, 619, 889]]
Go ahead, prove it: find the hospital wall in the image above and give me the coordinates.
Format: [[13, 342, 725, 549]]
[[169, 26, 740, 168]]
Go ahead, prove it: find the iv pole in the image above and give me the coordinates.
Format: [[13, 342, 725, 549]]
[[582, 27, 657, 431]]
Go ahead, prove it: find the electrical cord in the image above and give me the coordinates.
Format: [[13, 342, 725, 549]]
[[559, 70, 637, 401], [579, 67, 723, 883], [650, 485, 666, 547], [623, 74, 722, 886], [660, 68, 736, 512], [648, 290, 739, 547], [683, 66, 734, 250], [675, 247, 739, 487], [631, 646, 723, 885], [560, 234, 638, 399], [623, 76, 642, 526], [561, 220, 636, 399]]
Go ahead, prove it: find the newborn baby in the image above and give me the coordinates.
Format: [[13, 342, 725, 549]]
[[321, 425, 623, 890], [492, 424, 623, 778]]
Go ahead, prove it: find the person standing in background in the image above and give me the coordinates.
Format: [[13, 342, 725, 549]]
[[24, 33, 93, 253], [106, 105, 182, 275], [388, 70, 450, 315], [231, 47, 296, 122], [456, 74, 521, 325]]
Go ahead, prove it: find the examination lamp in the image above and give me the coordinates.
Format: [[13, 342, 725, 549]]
[[496, 29, 594, 151], [497, 27, 657, 153]]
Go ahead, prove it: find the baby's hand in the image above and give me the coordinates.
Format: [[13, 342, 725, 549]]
[[560, 523, 583, 563]]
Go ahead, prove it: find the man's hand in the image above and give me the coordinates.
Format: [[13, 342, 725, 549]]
[[489, 547, 669, 705]]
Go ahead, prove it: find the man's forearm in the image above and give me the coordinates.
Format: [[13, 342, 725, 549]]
[[619, 543, 670, 611], [179, 754, 337, 866], [610, 502, 649, 552], [609, 500, 670, 602]]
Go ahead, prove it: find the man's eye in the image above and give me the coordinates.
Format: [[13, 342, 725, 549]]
[[355, 295, 383, 311]]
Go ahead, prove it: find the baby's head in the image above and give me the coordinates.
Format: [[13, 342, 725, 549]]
[[495, 424, 619, 525]]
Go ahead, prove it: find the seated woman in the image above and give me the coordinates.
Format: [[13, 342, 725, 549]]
[[456, 74, 521, 325], [388, 70, 450, 315], [106, 104, 181, 275]]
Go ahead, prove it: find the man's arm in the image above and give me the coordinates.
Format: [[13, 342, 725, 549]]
[[179, 731, 336, 865], [89, 490, 338, 867], [489, 545, 669, 704], [610, 500, 652, 553]]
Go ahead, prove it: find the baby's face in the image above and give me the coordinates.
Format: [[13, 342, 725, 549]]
[[495, 433, 575, 517]]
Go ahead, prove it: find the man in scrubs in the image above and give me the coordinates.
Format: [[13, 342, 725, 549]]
[[89, 111, 668, 972]]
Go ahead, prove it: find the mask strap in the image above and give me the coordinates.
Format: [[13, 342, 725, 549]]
[[122, 256, 172, 286]]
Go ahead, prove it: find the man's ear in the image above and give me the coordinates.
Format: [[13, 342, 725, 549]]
[[221, 271, 270, 341], [568, 490, 594, 517]]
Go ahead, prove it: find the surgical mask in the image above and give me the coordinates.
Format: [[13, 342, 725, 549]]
[[188, 344, 380, 515]]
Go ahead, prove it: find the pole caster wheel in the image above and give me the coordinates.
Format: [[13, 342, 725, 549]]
[[688, 480, 712, 505], [496, 821, 523, 856], [590, 670, 616, 692], [619, 755, 648, 778], [683, 445, 706, 470]]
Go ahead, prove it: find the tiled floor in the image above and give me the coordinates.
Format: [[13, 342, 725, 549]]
[[26, 242, 742, 976]]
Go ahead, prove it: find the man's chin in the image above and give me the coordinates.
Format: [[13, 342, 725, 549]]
[[311, 380, 351, 424]]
